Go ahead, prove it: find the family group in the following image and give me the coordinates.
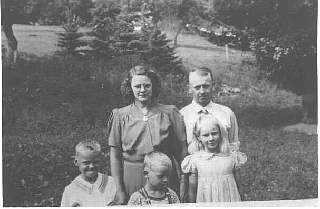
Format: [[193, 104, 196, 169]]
[[61, 65, 247, 206]]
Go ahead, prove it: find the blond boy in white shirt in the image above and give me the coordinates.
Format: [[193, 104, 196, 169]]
[[61, 140, 118, 206]]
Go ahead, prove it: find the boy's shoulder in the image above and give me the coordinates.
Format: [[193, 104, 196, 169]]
[[128, 190, 145, 205], [63, 173, 116, 193], [166, 188, 180, 203]]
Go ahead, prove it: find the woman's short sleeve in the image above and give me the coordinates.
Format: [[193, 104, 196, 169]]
[[232, 151, 247, 169], [170, 106, 187, 143], [181, 155, 197, 174], [107, 109, 122, 148]]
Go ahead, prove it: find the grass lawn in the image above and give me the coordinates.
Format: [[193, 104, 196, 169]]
[[2, 25, 317, 206]]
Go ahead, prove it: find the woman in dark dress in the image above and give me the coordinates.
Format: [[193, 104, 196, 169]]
[[107, 65, 188, 204]]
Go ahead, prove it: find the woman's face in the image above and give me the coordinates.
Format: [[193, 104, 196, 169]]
[[131, 75, 153, 103]]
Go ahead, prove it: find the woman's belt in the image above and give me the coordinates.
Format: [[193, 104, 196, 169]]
[[122, 152, 145, 163]]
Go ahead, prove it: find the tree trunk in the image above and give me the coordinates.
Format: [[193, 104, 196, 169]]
[[173, 23, 183, 47], [2, 0, 18, 63]]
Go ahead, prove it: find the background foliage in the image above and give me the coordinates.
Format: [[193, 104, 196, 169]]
[[211, 0, 317, 95], [3, 54, 317, 206], [2, 0, 318, 206]]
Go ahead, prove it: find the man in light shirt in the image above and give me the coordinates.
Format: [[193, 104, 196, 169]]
[[180, 67, 239, 154]]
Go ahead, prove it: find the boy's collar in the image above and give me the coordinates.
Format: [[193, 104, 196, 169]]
[[74, 173, 106, 193]]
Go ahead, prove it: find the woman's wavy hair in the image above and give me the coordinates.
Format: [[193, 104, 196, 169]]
[[192, 114, 230, 154], [120, 65, 161, 103]]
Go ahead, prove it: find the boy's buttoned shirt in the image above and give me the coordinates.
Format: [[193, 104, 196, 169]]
[[180, 100, 239, 153]]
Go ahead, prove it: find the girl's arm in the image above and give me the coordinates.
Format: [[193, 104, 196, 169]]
[[110, 147, 127, 204], [188, 172, 198, 203], [233, 168, 243, 200]]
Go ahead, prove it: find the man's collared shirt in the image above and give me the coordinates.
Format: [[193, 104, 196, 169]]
[[180, 100, 239, 153]]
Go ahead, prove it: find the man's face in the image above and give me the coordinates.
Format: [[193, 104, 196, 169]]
[[189, 73, 213, 107]]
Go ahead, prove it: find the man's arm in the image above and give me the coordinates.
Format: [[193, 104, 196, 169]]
[[179, 108, 193, 149], [233, 168, 243, 200], [110, 147, 127, 204], [229, 111, 240, 151]]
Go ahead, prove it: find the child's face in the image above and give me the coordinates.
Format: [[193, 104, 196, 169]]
[[75, 150, 101, 182], [146, 165, 171, 190], [199, 121, 221, 152]]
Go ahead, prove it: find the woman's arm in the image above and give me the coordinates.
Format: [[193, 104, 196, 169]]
[[169, 106, 189, 202], [178, 141, 188, 202], [110, 147, 127, 204], [179, 173, 188, 203], [188, 172, 198, 203]]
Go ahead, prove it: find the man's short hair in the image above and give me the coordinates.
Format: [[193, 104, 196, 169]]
[[75, 140, 101, 157], [189, 67, 214, 82]]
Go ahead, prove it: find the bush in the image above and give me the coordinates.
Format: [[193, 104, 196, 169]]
[[2, 54, 141, 134], [251, 34, 317, 95], [212, 0, 317, 96], [208, 30, 251, 51], [2, 54, 142, 206]]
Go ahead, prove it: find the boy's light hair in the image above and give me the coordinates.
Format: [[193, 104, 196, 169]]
[[193, 114, 230, 154], [75, 140, 101, 157], [144, 151, 172, 171]]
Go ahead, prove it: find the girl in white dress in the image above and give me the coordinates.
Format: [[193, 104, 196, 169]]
[[181, 114, 247, 202]]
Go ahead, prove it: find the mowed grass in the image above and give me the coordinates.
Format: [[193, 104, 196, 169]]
[[2, 24, 90, 57], [2, 25, 317, 206]]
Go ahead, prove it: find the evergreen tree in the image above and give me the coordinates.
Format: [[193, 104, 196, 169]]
[[116, 2, 183, 74], [141, 29, 182, 73], [87, 3, 124, 58], [56, 7, 86, 56]]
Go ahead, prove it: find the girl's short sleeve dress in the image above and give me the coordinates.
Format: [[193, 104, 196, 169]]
[[181, 151, 247, 202], [108, 103, 187, 196]]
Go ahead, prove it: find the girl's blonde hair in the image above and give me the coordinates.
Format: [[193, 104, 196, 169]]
[[192, 114, 230, 154]]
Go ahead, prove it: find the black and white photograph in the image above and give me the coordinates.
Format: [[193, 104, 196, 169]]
[[2, 0, 318, 207]]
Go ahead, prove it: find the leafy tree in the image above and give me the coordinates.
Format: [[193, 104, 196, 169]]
[[212, 0, 317, 120], [1, 0, 38, 63], [212, 0, 317, 91], [171, 0, 200, 46], [72, 0, 94, 24]]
